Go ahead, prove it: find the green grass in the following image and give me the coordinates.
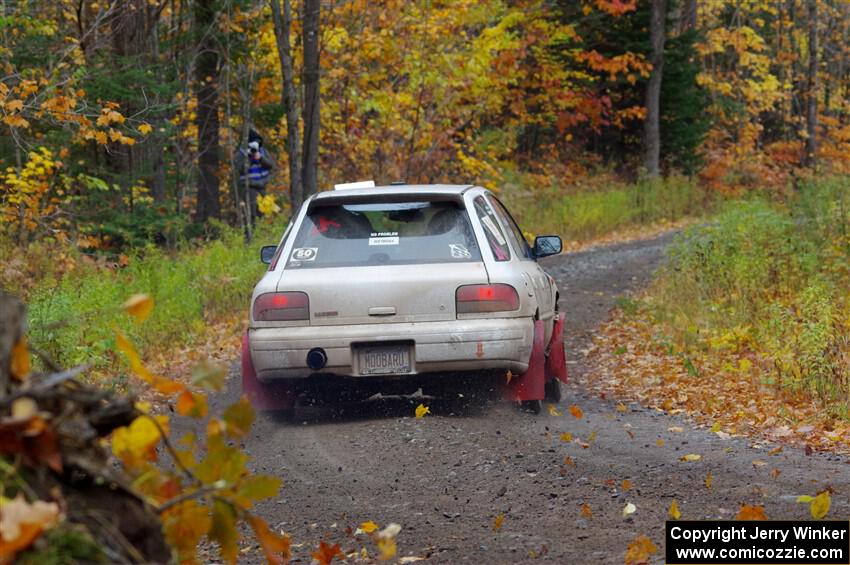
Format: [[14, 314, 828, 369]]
[[25, 224, 277, 373], [646, 176, 850, 401], [501, 174, 712, 240]]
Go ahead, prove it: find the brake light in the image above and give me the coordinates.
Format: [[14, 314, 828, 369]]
[[253, 292, 309, 321], [456, 284, 519, 314]]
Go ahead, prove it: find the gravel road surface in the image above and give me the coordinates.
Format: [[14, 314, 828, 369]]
[[210, 232, 849, 564]]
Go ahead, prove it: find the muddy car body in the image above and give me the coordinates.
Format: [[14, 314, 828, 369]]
[[242, 183, 567, 413]]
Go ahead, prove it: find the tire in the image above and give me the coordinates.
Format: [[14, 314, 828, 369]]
[[520, 399, 542, 414], [544, 378, 561, 403]]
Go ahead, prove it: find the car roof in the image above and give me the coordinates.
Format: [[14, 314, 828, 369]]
[[313, 184, 477, 201]]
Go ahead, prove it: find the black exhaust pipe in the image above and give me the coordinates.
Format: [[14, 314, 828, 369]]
[[306, 348, 327, 370]]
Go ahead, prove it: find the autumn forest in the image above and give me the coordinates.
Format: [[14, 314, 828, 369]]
[[2, 0, 850, 563]]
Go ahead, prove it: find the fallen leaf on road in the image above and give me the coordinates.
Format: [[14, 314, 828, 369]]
[[669, 500, 681, 520], [414, 404, 430, 419], [752, 460, 767, 468], [705, 473, 712, 489], [616, 402, 627, 413], [569, 405, 584, 419], [679, 454, 701, 462], [377, 537, 396, 560], [771, 468, 781, 479], [656, 439, 665, 447], [736, 505, 767, 520], [492, 513, 504, 532], [710, 422, 721, 433], [768, 446, 783, 456], [376, 523, 402, 561], [810, 492, 830, 519], [622, 479, 632, 491], [624, 535, 657, 565], [563, 456, 575, 466], [622, 502, 636, 517], [560, 432, 573, 442], [581, 503, 593, 518], [548, 404, 562, 417], [359, 521, 378, 534], [505, 370, 512, 385], [668, 426, 684, 433]]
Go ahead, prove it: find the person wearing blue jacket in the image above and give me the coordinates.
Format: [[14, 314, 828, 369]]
[[235, 134, 276, 223]]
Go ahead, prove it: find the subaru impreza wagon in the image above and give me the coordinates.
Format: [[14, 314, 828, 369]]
[[241, 182, 567, 415]]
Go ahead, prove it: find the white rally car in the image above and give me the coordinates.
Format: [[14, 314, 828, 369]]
[[241, 182, 567, 414]]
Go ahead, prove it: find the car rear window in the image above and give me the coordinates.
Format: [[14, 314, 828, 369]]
[[286, 200, 482, 268]]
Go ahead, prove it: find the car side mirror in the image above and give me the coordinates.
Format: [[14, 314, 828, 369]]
[[533, 235, 562, 258], [260, 245, 277, 265]]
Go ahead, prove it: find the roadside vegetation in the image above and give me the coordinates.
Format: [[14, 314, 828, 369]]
[[2, 0, 850, 562], [591, 175, 850, 452]]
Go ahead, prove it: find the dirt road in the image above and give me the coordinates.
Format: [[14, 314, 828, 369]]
[[214, 232, 850, 564]]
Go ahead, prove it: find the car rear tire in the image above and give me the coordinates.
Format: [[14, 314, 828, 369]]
[[544, 378, 561, 403]]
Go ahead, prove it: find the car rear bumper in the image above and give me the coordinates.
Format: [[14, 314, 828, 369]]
[[249, 317, 534, 381]]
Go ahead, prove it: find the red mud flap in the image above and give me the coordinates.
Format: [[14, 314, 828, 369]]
[[545, 312, 568, 384], [501, 320, 546, 402], [241, 332, 295, 412]]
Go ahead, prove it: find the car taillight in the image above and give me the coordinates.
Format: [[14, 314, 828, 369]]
[[456, 284, 519, 314], [253, 292, 309, 321]]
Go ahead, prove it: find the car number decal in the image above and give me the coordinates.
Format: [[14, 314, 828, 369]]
[[291, 247, 318, 261], [449, 243, 471, 258]]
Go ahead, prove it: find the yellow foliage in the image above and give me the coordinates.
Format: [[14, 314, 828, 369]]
[[111, 415, 169, 468], [122, 293, 154, 324]]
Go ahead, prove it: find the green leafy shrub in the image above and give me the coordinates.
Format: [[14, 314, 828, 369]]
[[649, 177, 850, 401]]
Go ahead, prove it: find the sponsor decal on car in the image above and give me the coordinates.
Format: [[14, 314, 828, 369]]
[[368, 231, 400, 246], [449, 243, 472, 258]]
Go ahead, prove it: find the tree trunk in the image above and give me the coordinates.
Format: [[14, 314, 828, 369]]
[[643, 0, 667, 177], [106, 1, 168, 203], [679, 0, 697, 33], [804, 0, 818, 168], [193, 0, 221, 222], [0, 292, 25, 396], [301, 0, 321, 200], [270, 0, 303, 209]]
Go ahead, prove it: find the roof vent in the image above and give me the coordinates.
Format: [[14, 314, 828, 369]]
[[334, 180, 375, 190]]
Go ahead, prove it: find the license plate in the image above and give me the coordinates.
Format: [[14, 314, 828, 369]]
[[358, 345, 411, 375]]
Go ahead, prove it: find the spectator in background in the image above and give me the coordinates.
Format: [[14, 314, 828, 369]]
[[234, 131, 275, 224]]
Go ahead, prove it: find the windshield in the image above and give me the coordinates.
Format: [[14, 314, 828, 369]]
[[286, 200, 482, 268]]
